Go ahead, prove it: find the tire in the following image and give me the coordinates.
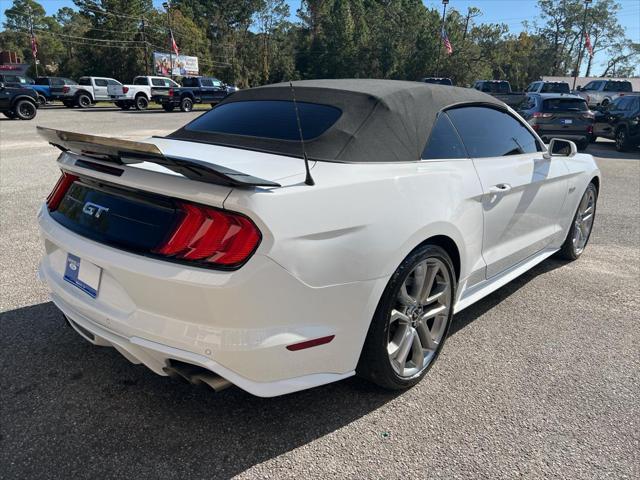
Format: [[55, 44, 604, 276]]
[[13, 99, 37, 120], [179, 97, 193, 112], [36, 94, 46, 106], [3, 111, 16, 119], [76, 93, 92, 108], [615, 128, 630, 152], [135, 95, 149, 110], [162, 104, 175, 112], [357, 244, 456, 390], [556, 183, 597, 261], [600, 98, 610, 108]]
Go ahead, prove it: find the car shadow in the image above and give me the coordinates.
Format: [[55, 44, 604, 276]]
[[0, 257, 565, 479]]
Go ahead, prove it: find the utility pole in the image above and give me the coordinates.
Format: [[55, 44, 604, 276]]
[[27, 5, 39, 77], [141, 17, 149, 76], [163, 1, 173, 79], [435, 0, 449, 77], [463, 7, 471, 41], [572, 0, 592, 90]]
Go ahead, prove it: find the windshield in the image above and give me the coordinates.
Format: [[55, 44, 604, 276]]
[[542, 98, 588, 112], [133, 77, 148, 85], [184, 100, 342, 141], [540, 83, 570, 93]]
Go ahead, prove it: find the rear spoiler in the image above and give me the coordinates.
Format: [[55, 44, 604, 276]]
[[37, 127, 281, 188]]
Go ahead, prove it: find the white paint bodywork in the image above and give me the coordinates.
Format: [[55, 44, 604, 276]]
[[37, 120, 600, 397]]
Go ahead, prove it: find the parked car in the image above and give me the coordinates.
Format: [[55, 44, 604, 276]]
[[525, 81, 570, 94], [592, 93, 640, 151], [518, 93, 593, 150], [575, 79, 634, 107], [53, 76, 123, 108], [34, 76, 78, 104], [0, 82, 38, 120], [472, 80, 526, 108], [0, 74, 48, 105], [36, 80, 600, 397], [420, 77, 453, 86], [159, 76, 237, 112], [108, 75, 180, 110]]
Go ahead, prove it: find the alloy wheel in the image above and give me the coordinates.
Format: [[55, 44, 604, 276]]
[[573, 188, 596, 254], [387, 258, 452, 378], [18, 101, 36, 120]]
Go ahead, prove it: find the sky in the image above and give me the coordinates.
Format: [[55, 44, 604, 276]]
[[1, 0, 639, 76]]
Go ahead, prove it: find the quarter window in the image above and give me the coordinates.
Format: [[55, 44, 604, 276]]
[[447, 106, 540, 157], [421, 113, 467, 159]]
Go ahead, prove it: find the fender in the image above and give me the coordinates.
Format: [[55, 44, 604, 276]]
[[10, 95, 38, 108]]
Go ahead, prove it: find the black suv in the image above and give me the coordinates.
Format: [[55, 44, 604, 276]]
[[518, 93, 593, 150], [0, 82, 38, 120], [593, 93, 640, 151]]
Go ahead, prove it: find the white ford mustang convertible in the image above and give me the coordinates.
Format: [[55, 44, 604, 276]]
[[37, 80, 600, 397]]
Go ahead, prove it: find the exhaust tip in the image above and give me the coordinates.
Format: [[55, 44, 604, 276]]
[[163, 359, 232, 392]]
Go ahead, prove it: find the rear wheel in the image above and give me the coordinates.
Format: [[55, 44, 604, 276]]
[[76, 93, 92, 108], [615, 128, 630, 152], [557, 183, 597, 261], [179, 97, 193, 112], [36, 94, 46, 106], [14, 100, 37, 120], [135, 95, 149, 110], [357, 244, 455, 390]]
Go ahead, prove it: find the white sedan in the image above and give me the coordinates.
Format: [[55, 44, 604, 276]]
[[37, 80, 600, 397]]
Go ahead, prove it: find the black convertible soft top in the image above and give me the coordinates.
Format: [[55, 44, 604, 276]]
[[169, 79, 504, 163]]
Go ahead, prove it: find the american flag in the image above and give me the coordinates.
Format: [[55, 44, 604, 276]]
[[442, 29, 453, 55], [170, 30, 179, 56], [585, 32, 594, 58]]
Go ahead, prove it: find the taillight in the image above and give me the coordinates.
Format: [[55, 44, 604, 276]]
[[122, 86, 129, 94], [533, 112, 553, 118], [153, 202, 261, 268], [62, 86, 69, 93], [168, 88, 174, 97], [46, 172, 78, 211]]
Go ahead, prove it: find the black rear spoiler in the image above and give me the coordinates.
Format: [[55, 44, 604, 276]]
[[37, 127, 281, 188]]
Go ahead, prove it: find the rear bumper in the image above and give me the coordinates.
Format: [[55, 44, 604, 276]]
[[37, 206, 380, 396], [537, 131, 589, 143]]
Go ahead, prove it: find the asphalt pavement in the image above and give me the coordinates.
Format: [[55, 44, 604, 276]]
[[1, 107, 638, 479]]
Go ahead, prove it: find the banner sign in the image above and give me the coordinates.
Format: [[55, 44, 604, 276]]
[[153, 52, 199, 76]]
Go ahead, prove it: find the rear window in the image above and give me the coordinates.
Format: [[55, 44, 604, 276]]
[[480, 82, 510, 94], [540, 83, 570, 93], [184, 100, 342, 141], [542, 98, 588, 112], [182, 77, 199, 87], [79, 77, 90, 85], [133, 77, 149, 85]]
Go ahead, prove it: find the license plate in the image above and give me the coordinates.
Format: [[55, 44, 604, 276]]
[[561, 119, 573, 125], [64, 254, 102, 298]]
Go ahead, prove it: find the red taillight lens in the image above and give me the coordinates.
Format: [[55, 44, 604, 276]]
[[154, 202, 261, 267], [62, 86, 69, 93], [122, 86, 129, 94], [168, 88, 174, 97], [46, 172, 78, 211]]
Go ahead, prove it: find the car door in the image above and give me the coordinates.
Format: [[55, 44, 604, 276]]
[[199, 78, 215, 102], [92, 78, 112, 100], [447, 106, 568, 278], [210, 78, 227, 102], [603, 97, 630, 137]]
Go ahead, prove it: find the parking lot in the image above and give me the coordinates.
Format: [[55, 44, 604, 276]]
[[1, 107, 638, 479]]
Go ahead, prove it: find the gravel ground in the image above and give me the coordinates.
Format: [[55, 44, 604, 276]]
[[1, 107, 639, 480]]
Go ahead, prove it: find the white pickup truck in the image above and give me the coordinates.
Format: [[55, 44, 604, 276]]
[[52, 76, 123, 108], [107, 76, 180, 110]]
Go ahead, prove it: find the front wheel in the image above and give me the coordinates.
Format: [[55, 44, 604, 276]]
[[615, 128, 630, 152], [14, 100, 37, 120], [357, 244, 456, 390], [76, 93, 92, 108], [179, 97, 193, 112], [557, 183, 597, 261], [135, 95, 149, 110]]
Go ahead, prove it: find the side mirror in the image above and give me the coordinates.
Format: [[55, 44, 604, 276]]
[[545, 138, 577, 158]]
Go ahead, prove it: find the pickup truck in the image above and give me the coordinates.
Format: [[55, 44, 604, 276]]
[[107, 75, 180, 110], [575, 79, 634, 108], [52, 76, 123, 108], [0, 74, 50, 105], [159, 76, 238, 112], [0, 82, 38, 120], [525, 80, 570, 94], [472, 80, 526, 108], [33, 76, 78, 104]]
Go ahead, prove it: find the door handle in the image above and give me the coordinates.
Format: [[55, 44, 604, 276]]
[[489, 183, 512, 194]]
